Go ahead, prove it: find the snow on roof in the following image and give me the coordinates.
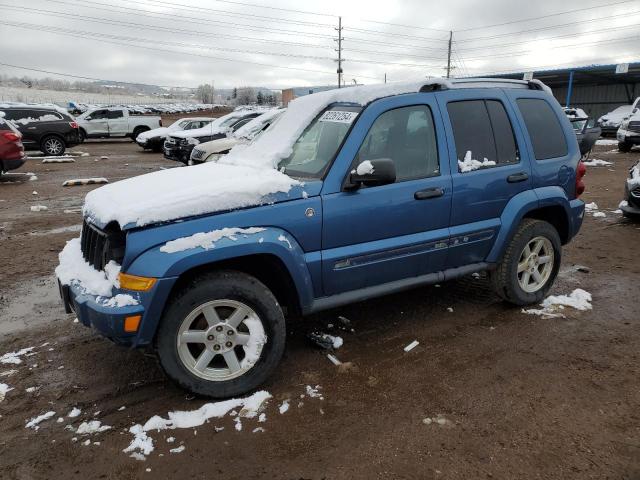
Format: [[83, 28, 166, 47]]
[[222, 78, 451, 170], [171, 110, 251, 139]]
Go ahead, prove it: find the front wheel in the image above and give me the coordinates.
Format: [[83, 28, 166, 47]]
[[156, 270, 286, 398], [491, 219, 561, 305], [618, 141, 632, 153]]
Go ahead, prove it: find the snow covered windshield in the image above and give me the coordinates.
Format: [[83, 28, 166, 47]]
[[278, 105, 361, 179]]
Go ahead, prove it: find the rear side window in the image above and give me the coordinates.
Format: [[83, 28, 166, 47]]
[[447, 100, 519, 169], [107, 110, 123, 119], [516, 98, 568, 160]]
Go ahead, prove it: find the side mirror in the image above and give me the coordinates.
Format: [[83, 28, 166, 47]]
[[633, 108, 638, 114], [85, 116, 92, 121], [348, 158, 396, 188]]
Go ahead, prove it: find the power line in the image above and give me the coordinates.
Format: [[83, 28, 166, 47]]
[[344, 17, 450, 33], [1, 4, 331, 50], [209, 0, 337, 18], [455, 0, 637, 32], [344, 27, 450, 43], [342, 47, 446, 61], [457, 8, 640, 42]]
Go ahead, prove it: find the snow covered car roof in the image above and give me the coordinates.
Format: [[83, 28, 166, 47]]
[[232, 108, 284, 141], [171, 111, 254, 139]]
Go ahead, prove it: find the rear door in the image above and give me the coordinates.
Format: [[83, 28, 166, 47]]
[[436, 89, 532, 268], [321, 94, 452, 295], [107, 109, 128, 136]]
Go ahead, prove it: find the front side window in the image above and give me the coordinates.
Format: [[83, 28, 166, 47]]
[[279, 105, 361, 179], [355, 105, 439, 182], [90, 110, 109, 120], [517, 98, 568, 160], [447, 99, 519, 171]]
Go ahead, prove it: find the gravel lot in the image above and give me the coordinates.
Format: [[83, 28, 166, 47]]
[[0, 132, 639, 479]]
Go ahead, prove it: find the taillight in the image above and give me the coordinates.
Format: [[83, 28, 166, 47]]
[[2, 131, 21, 142], [575, 161, 587, 197], [69, 121, 78, 129]]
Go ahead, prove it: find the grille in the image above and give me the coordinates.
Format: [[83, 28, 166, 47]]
[[632, 186, 640, 198], [191, 148, 205, 161], [80, 220, 126, 271], [628, 121, 640, 133]]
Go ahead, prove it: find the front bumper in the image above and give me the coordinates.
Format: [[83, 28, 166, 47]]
[[163, 143, 192, 163], [58, 276, 176, 347], [622, 181, 640, 216]]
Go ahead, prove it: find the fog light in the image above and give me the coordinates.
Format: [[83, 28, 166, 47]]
[[124, 315, 141, 333], [118, 273, 156, 291]]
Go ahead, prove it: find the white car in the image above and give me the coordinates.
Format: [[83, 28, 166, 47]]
[[190, 109, 284, 164], [136, 117, 215, 152], [599, 104, 634, 136], [76, 107, 162, 142]]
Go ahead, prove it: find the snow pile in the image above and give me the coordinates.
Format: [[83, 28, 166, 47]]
[[0, 346, 35, 365], [356, 160, 375, 175], [595, 139, 619, 146], [25, 411, 56, 430], [83, 164, 299, 227], [42, 157, 75, 164], [458, 151, 496, 173], [279, 400, 289, 414], [124, 390, 271, 459], [101, 294, 139, 308], [584, 202, 598, 212], [223, 79, 452, 170], [68, 407, 81, 418], [582, 159, 612, 167], [0, 383, 13, 403], [160, 227, 265, 253], [55, 238, 121, 296], [305, 385, 323, 399], [522, 288, 592, 318], [76, 420, 111, 434], [30, 205, 48, 212]]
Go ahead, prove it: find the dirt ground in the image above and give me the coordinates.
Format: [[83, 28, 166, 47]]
[[0, 129, 639, 479]]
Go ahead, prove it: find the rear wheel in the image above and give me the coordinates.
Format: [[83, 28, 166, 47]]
[[41, 135, 65, 156], [618, 141, 632, 152], [156, 270, 286, 398], [491, 219, 561, 305]]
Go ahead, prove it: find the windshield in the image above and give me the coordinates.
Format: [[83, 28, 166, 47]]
[[278, 105, 361, 179], [571, 119, 587, 131]]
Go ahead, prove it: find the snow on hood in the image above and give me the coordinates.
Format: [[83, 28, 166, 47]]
[[598, 105, 632, 125], [171, 111, 250, 139], [137, 126, 171, 142], [221, 79, 451, 170], [83, 162, 299, 228]]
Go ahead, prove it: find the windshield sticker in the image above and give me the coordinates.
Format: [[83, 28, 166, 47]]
[[319, 110, 358, 124]]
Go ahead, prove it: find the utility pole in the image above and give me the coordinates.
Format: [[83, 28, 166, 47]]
[[335, 16, 343, 88], [446, 30, 453, 79]]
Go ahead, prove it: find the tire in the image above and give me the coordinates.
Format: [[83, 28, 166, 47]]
[[156, 270, 286, 398], [618, 141, 632, 153], [41, 135, 66, 156], [78, 129, 86, 143], [490, 219, 562, 306], [131, 127, 149, 141]]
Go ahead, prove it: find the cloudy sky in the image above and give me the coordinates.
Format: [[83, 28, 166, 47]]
[[1, 0, 639, 89]]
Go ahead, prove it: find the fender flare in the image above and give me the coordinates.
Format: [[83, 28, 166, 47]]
[[486, 187, 572, 263]]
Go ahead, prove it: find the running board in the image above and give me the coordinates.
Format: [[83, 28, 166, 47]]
[[305, 262, 491, 314]]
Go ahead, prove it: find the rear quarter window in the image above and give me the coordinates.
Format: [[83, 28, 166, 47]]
[[516, 98, 568, 160]]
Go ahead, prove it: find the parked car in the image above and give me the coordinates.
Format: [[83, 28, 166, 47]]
[[620, 161, 640, 218], [563, 108, 601, 157], [0, 115, 25, 174], [57, 78, 585, 398], [0, 105, 80, 156], [163, 111, 261, 164], [136, 117, 216, 152], [76, 107, 162, 142], [598, 105, 633, 136], [190, 109, 284, 164], [616, 111, 640, 152]]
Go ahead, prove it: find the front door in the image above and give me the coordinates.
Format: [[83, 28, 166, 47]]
[[84, 109, 110, 136], [321, 95, 452, 295]]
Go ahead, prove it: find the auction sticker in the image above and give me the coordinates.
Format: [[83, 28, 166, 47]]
[[319, 110, 358, 124]]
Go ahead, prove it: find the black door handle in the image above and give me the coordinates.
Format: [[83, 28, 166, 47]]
[[414, 187, 444, 200], [507, 172, 529, 183]]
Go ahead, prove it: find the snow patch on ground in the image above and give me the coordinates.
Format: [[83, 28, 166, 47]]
[[160, 227, 265, 253], [582, 159, 612, 167], [279, 400, 290, 414], [68, 407, 81, 418], [458, 151, 496, 173], [0, 383, 13, 402], [55, 238, 120, 297], [76, 420, 111, 435], [1, 347, 35, 365], [595, 139, 619, 145], [25, 411, 56, 430], [522, 288, 592, 318]]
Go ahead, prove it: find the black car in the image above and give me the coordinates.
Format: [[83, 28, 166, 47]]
[[163, 112, 260, 164], [0, 106, 80, 156]]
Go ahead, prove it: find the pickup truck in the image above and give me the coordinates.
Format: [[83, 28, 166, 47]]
[[76, 107, 162, 142], [57, 78, 585, 398]]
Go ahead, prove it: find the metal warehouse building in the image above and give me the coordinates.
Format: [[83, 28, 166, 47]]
[[488, 62, 640, 119]]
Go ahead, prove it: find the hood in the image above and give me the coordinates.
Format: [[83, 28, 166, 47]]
[[194, 137, 240, 155], [171, 122, 229, 140], [138, 126, 170, 141], [83, 162, 301, 229]]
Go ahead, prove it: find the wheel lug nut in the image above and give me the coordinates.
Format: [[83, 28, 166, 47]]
[[225, 341, 233, 348], [227, 330, 234, 336], [216, 325, 223, 332], [207, 335, 214, 341], [213, 344, 221, 351]]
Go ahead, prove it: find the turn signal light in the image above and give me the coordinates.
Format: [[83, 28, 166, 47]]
[[118, 272, 156, 291], [124, 315, 141, 333]]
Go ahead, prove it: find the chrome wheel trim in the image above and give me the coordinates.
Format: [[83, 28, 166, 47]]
[[176, 299, 267, 382], [517, 236, 554, 293], [44, 138, 63, 155]]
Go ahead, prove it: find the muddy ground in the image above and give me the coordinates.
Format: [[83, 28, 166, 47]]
[[0, 131, 639, 479]]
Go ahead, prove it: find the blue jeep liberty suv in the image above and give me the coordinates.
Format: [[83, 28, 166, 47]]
[[57, 78, 586, 398]]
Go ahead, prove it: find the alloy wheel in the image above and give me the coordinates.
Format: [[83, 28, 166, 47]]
[[517, 236, 554, 293]]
